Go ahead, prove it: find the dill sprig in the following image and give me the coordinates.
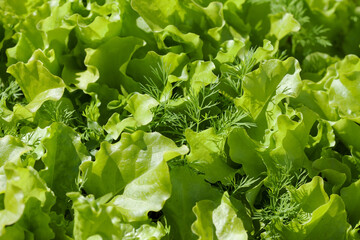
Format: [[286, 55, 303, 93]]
[[0, 78, 24, 108], [211, 106, 256, 136], [253, 168, 310, 238], [227, 174, 260, 196], [79, 98, 104, 144], [291, 25, 332, 55], [222, 48, 257, 96], [140, 60, 171, 102], [41, 101, 76, 126], [184, 83, 219, 132], [142, 59, 257, 144]]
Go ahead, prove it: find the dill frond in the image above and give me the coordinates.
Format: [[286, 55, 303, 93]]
[[222, 48, 257, 96], [185, 83, 219, 132], [0, 79, 24, 108], [253, 167, 311, 238], [41, 100, 76, 125], [140, 60, 171, 102], [227, 174, 260, 195], [211, 106, 256, 136], [292, 25, 332, 55]]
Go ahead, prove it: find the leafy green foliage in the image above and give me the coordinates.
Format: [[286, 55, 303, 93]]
[[1, 0, 360, 239]]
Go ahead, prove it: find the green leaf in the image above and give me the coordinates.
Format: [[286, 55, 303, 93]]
[[269, 107, 317, 170], [104, 93, 158, 140], [188, 60, 218, 94], [84, 36, 144, 93], [39, 123, 90, 214], [327, 55, 360, 123], [0, 163, 55, 233], [104, 113, 136, 140], [235, 57, 302, 120], [185, 128, 236, 183], [163, 166, 221, 240], [155, 25, 203, 59], [306, 120, 335, 161], [5, 6, 48, 65], [48, 212, 73, 240], [131, 0, 221, 33], [333, 120, 360, 161], [192, 200, 217, 240], [7, 60, 65, 113], [0, 135, 31, 166], [86, 83, 121, 125], [291, 176, 329, 213], [294, 79, 339, 121], [215, 39, 245, 64], [212, 192, 248, 240], [312, 155, 351, 193], [125, 93, 159, 125], [228, 128, 266, 177], [3, 198, 55, 240], [80, 130, 188, 221], [267, 13, 300, 41], [68, 192, 167, 240], [281, 195, 349, 240], [127, 51, 189, 87], [191, 192, 250, 240], [341, 179, 360, 226]]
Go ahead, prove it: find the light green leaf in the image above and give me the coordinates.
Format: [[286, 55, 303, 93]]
[[125, 93, 159, 125], [80, 130, 188, 221], [68, 193, 167, 240], [102, 92, 157, 139], [267, 13, 300, 41], [0, 135, 31, 167], [291, 176, 329, 213], [7, 60, 65, 113], [306, 120, 335, 161], [228, 128, 266, 177], [155, 25, 203, 59], [215, 39, 245, 63], [0, 163, 55, 233], [298, 195, 348, 239], [131, 0, 209, 32], [86, 83, 121, 125], [278, 195, 349, 239], [163, 167, 221, 240], [192, 192, 249, 240], [341, 179, 360, 226], [104, 114, 137, 140], [235, 57, 302, 120], [312, 155, 351, 193], [305, 0, 342, 16], [327, 55, 360, 123], [294, 79, 339, 121], [6, 8, 47, 65], [192, 200, 217, 240], [269, 107, 317, 170], [84, 36, 144, 93], [188, 60, 218, 94], [213, 192, 248, 240], [39, 123, 90, 214], [127, 51, 189, 102], [2, 198, 55, 240], [185, 128, 236, 183]]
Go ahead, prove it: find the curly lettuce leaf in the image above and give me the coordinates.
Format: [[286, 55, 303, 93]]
[[235, 57, 302, 120], [80, 130, 188, 221], [163, 166, 222, 240], [39, 123, 90, 214], [7, 60, 65, 113], [185, 128, 236, 183]]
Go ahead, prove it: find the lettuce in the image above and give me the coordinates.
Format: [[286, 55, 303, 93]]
[[1, 0, 360, 239]]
